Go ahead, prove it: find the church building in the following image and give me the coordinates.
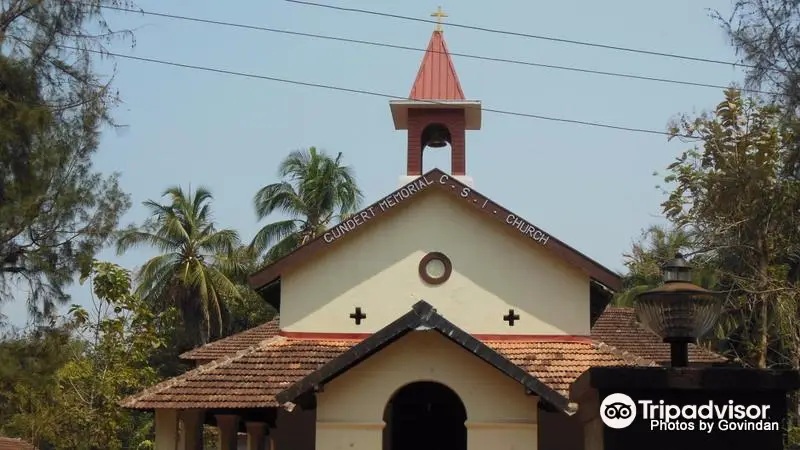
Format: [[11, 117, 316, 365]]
[[122, 11, 725, 450]]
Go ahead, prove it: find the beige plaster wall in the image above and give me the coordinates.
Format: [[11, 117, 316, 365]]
[[280, 188, 590, 336], [315, 332, 538, 450]]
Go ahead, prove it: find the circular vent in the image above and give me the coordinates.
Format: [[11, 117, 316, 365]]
[[418, 252, 452, 285]]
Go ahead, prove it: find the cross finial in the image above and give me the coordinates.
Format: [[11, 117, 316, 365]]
[[431, 6, 447, 32]]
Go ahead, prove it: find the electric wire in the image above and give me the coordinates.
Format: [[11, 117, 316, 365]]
[[56, 44, 696, 139], [285, 0, 755, 70], [97, 4, 774, 95]]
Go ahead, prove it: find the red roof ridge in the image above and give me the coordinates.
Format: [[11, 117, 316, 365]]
[[409, 30, 465, 101], [248, 168, 622, 292], [120, 335, 286, 409]]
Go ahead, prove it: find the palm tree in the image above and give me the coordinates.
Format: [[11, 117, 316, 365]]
[[613, 224, 717, 306], [251, 147, 362, 262], [214, 244, 275, 333], [116, 186, 242, 346]]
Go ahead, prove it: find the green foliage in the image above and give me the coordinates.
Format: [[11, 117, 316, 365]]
[[0, 0, 135, 320], [0, 325, 74, 446], [116, 186, 247, 346], [662, 89, 800, 368], [46, 260, 160, 449], [613, 225, 718, 307], [251, 147, 363, 262], [0, 261, 162, 449], [214, 245, 276, 331]]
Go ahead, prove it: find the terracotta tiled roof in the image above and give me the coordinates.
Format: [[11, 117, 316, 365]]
[[0, 437, 37, 450], [591, 307, 727, 365], [121, 336, 650, 410], [489, 340, 656, 396], [179, 317, 280, 361], [122, 336, 355, 409]]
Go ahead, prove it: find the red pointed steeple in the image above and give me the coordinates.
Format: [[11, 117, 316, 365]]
[[389, 7, 481, 184], [409, 30, 465, 101]]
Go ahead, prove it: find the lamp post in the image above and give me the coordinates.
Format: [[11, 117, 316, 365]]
[[635, 253, 724, 367]]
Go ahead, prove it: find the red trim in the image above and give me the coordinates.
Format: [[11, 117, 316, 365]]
[[278, 330, 593, 342]]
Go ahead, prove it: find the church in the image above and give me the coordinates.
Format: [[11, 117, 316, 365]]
[[121, 11, 726, 450]]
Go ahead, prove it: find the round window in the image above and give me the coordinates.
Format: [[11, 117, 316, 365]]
[[418, 252, 452, 285]]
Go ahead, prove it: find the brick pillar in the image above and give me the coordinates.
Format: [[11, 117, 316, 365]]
[[406, 116, 423, 176], [450, 121, 466, 175], [215, 414, 240, 450]]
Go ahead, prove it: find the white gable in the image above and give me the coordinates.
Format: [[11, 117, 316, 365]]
[[278, 185, 591, 336]]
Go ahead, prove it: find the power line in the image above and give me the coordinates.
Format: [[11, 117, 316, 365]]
[[58, 44, 695, 139], [98, 4, 774, 95], [285, 0, 754, 70]]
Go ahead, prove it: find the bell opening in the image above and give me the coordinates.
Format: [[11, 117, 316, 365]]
[[422, 123, 452, 149], [421, 123, 453, 173]]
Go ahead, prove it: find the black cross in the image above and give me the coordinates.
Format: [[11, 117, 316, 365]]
[[349, 307, 367, 325], [503, 309, 520, 326]]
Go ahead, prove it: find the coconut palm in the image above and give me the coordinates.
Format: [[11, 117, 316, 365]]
[[116, 186, 242, 346], [251, 147, 362, 262], [613, 225, 718, 307]]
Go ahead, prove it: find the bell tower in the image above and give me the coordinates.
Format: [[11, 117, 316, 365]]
[[389, 7, 482, 187]]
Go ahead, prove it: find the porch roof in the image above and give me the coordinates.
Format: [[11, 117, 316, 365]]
[[120, 303, 654, 412]]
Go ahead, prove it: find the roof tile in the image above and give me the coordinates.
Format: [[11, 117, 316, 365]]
[[180, 317, 280, 361], [590, 307, 726, 365], [0, 437, 37, 450], [121, 336, 648, 410]]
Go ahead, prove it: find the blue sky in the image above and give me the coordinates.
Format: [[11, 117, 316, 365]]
[[3, 0, 746, 326]]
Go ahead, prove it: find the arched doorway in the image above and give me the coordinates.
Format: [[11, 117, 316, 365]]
[[383, 381, 467, 450]]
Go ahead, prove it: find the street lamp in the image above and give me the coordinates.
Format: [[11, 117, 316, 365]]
[[635, 253, 723, 367]]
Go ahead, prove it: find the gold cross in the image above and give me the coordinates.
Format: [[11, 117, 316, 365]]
[[431, 6, 448, 32]]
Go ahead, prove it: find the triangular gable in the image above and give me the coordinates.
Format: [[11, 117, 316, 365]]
[[276, 300, 573, 413], [248, 168, 621, 292]]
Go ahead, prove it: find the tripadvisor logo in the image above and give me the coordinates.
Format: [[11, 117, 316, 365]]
[[599, 393, 780, 433]]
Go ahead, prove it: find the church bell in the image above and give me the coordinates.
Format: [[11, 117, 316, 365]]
[[423, 125, 450, 148]]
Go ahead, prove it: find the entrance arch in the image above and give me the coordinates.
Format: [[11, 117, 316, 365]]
[[382, 381, 467, 450]]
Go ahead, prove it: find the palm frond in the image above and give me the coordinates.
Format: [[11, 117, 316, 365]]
[[253, 182, 306, 220], [264, 233, 302, 264], [250, 219, 299, 256]]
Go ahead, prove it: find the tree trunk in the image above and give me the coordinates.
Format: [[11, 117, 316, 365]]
[[757, 297, 769, 369], [756, 241, 770, 369]]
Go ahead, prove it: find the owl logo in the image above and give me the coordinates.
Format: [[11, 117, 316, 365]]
[[600, 393, 637, 429]]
